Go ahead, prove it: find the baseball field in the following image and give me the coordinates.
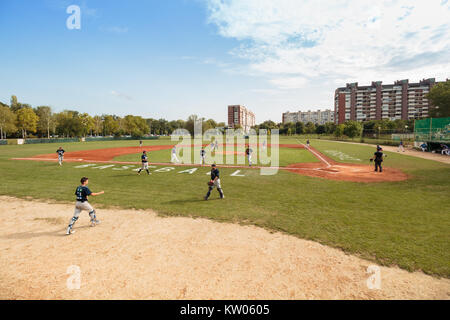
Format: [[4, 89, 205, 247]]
[[0, 137, 449, 299]]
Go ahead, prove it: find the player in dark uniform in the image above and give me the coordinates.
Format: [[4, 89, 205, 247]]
[[204, 164, 224, 200], [137, 151, 150, 175], [56, 147, 65, 166], [66, 177, 104, 235], [372, 148, 384, 172]]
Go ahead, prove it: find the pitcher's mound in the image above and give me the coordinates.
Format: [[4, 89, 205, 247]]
[[287, 163, 408, 183]]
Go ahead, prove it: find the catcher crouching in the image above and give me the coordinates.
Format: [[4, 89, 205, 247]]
[[205, 164, 225, 200]]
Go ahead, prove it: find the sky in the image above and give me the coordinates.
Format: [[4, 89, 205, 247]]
[[0, 0, 449, 124]]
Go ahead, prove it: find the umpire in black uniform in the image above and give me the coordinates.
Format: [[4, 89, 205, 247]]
[[371, 146, 384, 172]]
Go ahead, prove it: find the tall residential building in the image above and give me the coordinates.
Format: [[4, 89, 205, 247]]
[[228, 105, 256, 133], [282, 109, 334, 125], [334, 78, 440, 125]]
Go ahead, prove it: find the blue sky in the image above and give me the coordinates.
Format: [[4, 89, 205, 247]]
[[0, 0, 449, 123]]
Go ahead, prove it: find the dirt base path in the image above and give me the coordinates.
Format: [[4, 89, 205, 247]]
[[287, 145, 408, 183], [319, 140, 450, 164], [1, 196, 448, 300]]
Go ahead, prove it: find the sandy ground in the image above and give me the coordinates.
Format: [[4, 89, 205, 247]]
[[321, 140, 450, 164], [0, 196, 449, 300]]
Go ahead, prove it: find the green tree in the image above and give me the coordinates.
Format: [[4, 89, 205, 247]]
[[324, 122, 336, 134], [315, 124, 326, 134], [344, 121, 363, 139], [295, 122, 305, 134], [35, 106, 54, 138], [16, 107, 39, 138], [305, 122, 316, 134], [92, 116, 103, 136], [102, 115, 120, 136], [185, 114, 203, 135], [10, 95, 19, 112], [79, 113, 94, 137], [427, 80, 450, 118], [334, 124, 345, 139], [0, 105, 17, 139]]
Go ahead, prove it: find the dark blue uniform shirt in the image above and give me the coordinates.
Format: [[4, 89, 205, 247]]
[[211, 168, 219, 180], [141, 154, 148, 163], [75, 186, 92, 202]]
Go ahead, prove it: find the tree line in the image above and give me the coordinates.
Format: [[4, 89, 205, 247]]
[[0, 96, 226, 139], [254, 118, 416, 139]]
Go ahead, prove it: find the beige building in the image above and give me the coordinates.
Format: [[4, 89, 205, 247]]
[[228, 105, 256, 133], [282, 109, 334, 125]]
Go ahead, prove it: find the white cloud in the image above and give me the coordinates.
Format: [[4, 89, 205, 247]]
[[111, 90, 133, 101], [206, 0, 450, 88]]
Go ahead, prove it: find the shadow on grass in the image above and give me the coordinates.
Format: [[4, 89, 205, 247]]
[[163, 198, 223, 205]]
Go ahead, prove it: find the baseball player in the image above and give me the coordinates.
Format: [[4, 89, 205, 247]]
[[371, 147, 384, 173], [398, 140, 405, 152], [56, 147, 65, 166], [245, 145, 253, 167], [137, 150, 151, 175], [139, 140, 143, 147], [306, 139, 310, 148], [171, 146, 180, 163], [204, 164, 224, 200], [262, 140, 267, 151], [214, 140, 219, 151], [66, 177, 104, 235], [200, 147, 206, 165]]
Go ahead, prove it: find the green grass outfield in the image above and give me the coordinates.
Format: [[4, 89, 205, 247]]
[[113, 144, 318, 167], [0, 137, 449, 277]]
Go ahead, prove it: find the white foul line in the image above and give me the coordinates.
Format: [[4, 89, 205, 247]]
[[298, 140, 331, 168]]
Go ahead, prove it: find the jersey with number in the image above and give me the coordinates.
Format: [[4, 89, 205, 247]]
[[75, 186, 92, 202]]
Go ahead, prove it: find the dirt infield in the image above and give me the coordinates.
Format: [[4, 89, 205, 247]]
[[287, 146, 408, 183], [29, 144, 304, 162], [14, 143, 408, 183], [0, 196, 448, 300]]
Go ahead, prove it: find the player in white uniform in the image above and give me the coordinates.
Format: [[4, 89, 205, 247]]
[[200, 148, 206, 165], [66, 177, 104, 235], [171, 146, 180, 163], [56, 147, 65, 166], [245, 146, 253, 167], [137, 151, 150, 175]]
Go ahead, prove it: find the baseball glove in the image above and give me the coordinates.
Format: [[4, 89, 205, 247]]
[[207, 181, 214, 186]]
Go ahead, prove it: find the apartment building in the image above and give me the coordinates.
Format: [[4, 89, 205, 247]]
[[228, 105, 256, 133], [282, 109, 334, 125], [334, 78, 439, 125]]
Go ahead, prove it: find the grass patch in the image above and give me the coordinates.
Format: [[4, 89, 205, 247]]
[[0, 138, 449, 277]]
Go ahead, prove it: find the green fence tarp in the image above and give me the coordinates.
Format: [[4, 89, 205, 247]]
[[414, 117, 450, 143]]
